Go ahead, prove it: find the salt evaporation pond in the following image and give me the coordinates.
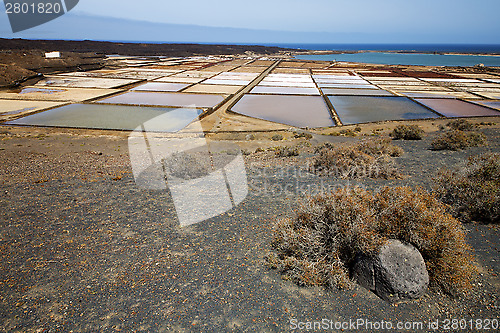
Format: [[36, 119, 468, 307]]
[[6, 104, 201, 132]]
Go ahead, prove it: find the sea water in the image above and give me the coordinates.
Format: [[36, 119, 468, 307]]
[[296, 52, 500, 67]]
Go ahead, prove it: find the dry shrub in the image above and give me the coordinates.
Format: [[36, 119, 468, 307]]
[[434, 153, 500, 223], [329, 128, 359, 137], [273, 146, 299, 157], [446, 119, 477, 131], [356, 137, 403, 157], [162, 151, 210, 179], [271, 134, 284, 141], [312, 138, 403, 179], [294, 132, 313, 140], [431, 130, 487, 151], [390, 124, 424, 140], [267, 186, 477, 295]]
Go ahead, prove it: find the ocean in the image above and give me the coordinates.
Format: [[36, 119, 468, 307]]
[[113, 41, 500, 54], [110, 41, 500, 66], [295, 52, 500, 67], [268, 43, 500, 67], [262, 43, 500, 53]]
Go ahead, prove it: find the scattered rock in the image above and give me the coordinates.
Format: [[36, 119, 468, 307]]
[[353, 239, 429, 303]]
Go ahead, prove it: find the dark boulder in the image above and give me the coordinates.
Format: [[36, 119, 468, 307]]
[[353, 239, 429, 303]]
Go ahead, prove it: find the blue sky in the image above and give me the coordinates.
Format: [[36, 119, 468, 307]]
[[2, 0, 500, 43], [74, 0, 500, 35]]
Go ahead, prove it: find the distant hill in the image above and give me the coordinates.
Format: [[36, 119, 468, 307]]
[[0, 38, 299, 56]]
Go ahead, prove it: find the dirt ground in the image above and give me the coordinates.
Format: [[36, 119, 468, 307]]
[[0, 123, 498, 332]]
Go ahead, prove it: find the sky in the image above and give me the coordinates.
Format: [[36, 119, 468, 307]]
[[73, 0, 500, 35], [1, 0, 500, 44]]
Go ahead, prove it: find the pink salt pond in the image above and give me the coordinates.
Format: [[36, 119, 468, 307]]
[[415, 99, 500, 118]]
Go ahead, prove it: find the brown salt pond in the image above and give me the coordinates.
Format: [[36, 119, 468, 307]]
[[231, 94, 335, 128]]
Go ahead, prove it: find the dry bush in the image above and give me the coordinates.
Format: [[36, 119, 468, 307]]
[[267, 186, 477, 295], [162, 151, 210, 180], [271, 134, 284, 141], [431, 130, 487, 151], [434, 153, 500, 223], [356, 137, 403, 157], [329, 129, 358, 137], [390, 124, 424, 140], [446, 119, 477, 131], [311, 138, 402, 179], [273, 146, 300, 157], [294, 132, 313, 140]]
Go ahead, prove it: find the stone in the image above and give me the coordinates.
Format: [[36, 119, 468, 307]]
[[352, 239, 429, 303]]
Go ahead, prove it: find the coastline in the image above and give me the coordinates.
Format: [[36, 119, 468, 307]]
[[296, 49, 500, 57]]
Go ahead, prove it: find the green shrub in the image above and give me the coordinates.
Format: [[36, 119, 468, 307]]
[[433, 153, 500, 223], [390, 124, 424, 140], [430, 130, 487, 151], [312, 138, 403, 179], [267, 186, 477, 295]]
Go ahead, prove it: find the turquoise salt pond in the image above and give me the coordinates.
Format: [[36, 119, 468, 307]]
[[6, 104, 201, 132], [328, 96, 439, 125]]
